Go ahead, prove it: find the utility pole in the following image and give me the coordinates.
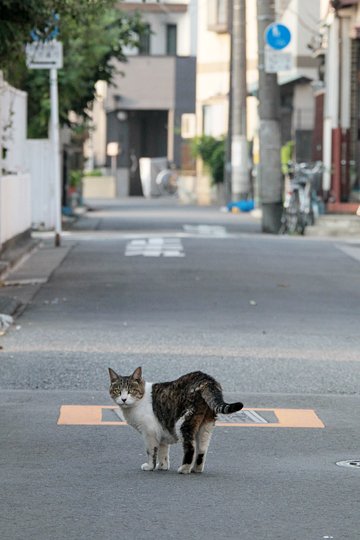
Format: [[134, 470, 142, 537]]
[[224, 19, 233, 203], [50, 67, 62, 247], [256, 0, 283, 233], [231, 0, 249, 201]]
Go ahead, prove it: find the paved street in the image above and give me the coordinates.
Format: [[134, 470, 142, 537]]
[[1, 198, 359, 540]]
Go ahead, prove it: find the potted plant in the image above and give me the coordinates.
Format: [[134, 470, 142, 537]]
[[68, 169, 83, 209]]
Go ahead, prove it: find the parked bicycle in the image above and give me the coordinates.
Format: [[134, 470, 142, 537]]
[[279, 161, 322, 235], [155, 163, 178, 196]]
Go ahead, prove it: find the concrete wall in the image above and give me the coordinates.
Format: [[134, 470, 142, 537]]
[[0, 76, 32, 246], [0, 173, 31, 245], [26, 139, 55, 230], [106, 56, 176, 111], [0, 75, 28, 174], [106, 55, 196, 112], [82, 175, 116, 199], [293, 84, 315, 130], [84, 81, 107, 169]]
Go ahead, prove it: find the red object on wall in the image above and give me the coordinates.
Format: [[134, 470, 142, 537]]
[[332, 128, 341, 203], [312, 92, 324, 162], [331, 127, 350, 203]]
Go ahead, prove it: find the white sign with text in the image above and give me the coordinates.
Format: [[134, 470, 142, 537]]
[[26, 41, 63, 69]]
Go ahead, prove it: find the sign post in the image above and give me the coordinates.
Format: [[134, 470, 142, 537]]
[[26, 40, 63, 246], [49, 67, 62, 247], [107, 142, 120, 187], [264, 23, 292, 73]]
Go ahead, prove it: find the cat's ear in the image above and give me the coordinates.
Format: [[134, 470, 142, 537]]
[[108, 368, 119, 383], [132, 366, 142, 381]]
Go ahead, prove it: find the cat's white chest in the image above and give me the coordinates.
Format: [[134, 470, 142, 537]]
[[120, 382, 161, 436]]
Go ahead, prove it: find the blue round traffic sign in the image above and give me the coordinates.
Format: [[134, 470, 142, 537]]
[[265, 23, 291, 50]]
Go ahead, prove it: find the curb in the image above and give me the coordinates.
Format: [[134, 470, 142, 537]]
[[0, 237, 40, 317], [0, 238, 40, 282]]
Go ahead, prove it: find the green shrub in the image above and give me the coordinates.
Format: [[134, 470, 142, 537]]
[[69, 169, 83, 188], [84, 169, 103, 177], [191, 135, 225, 184]]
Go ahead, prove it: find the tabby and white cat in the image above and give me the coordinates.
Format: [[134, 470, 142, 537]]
[[108, 367, 243, 474]]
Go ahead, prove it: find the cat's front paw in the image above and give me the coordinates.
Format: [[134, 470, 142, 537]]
[[192, 464, 204, 473], [178, 464, 192, 474], [157, 461, 170, 471], [141, 463, 155, 471]]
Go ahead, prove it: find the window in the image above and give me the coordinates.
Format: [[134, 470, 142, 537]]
[[181, 114, 196, 139], [138, 24, 151, 55], [202, 103, 227, 137], [208, 0, 230, 33], [166, 24, 177, 55]]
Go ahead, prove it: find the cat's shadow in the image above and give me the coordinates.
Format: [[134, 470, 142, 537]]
[[128, 469, 222, 480]]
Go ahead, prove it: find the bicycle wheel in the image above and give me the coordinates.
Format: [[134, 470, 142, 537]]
[[279, 211, 288, 234], [306, 207, 315, 226], [155, 169, 178, 196], [296, 212, 306, 235], [286, 192, 301, 234]]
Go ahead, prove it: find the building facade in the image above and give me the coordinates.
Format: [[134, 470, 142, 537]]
[[315, 0, 360, 210], [89, 0, 197, 196], [195, 0, 321, 202]]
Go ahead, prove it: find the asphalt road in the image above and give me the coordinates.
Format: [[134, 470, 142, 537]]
[[0, 198, 359, 540]]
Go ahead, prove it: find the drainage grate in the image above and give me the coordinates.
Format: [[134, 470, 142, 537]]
[[107, 408, 124, 422], [217, 410, 274, 424], [336, 460, 360, 469]]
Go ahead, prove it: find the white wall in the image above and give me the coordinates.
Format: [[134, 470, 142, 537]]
[[196, 0, 230, 138], [0, 173, 32, 245], [274, 0, 320, 80], [0, 76, 28, 174], [246, 0, 259, 87], [26, 140, 55, 230], [293, 84, 315, 130], [0, 75, 32, 246], [85, 80, 107, 168]]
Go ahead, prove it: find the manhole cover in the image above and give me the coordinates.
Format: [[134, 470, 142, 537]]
[[336, 460, 360, 469]]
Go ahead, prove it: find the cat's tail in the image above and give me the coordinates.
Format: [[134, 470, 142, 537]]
[[214, 401, 244, 414], [201, 384, 243, 415]]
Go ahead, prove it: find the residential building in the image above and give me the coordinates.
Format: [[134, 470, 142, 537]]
[[89, 0, 197, 196], [195, 0, 321, 202], [272, 0, 321, 160], [194, 0, 231, 203], [315, 0, 360, 210]]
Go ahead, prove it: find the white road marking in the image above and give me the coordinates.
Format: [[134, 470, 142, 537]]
[[183, 224, 228, 237], [336, 244, 360, 263], [125, 238, 185, 257], [3, 278, 48, 286]]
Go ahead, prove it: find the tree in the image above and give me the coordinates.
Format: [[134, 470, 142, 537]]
[[1, 1, 147, 137], [0, 0, 53, 66], [0, 1, 112, 67]]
